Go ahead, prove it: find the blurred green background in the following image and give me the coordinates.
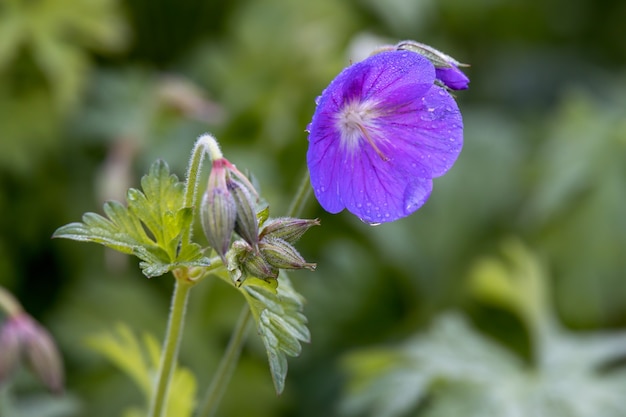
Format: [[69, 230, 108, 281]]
[[1, 0, 626, 415]]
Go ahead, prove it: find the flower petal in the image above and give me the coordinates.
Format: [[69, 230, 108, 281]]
[[332, 51, 435, 105], [337, 147, 434, 223], [376, 84, 464, 178], [435, 66, 469, 90]]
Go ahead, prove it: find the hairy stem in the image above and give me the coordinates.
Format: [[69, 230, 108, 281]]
[[148, 276, 193, 417], [183, 134, 224, 245]]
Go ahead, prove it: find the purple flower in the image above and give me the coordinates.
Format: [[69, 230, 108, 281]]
[[306, 50, 465, 224]]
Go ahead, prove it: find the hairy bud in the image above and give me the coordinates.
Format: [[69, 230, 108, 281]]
[[0, 313, 64, 394], [200, 158, 237, 261], [259, 217, 320, 244]]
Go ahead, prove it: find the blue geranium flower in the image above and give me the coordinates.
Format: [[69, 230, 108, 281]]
[[306, 49, 466, 224]]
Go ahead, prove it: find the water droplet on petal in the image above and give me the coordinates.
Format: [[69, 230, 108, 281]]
[[359, 218, 381, 226]]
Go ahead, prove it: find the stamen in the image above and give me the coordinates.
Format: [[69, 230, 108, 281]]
[[357, 124, 389, 161]]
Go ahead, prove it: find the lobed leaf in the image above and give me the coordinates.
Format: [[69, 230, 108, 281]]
[[239, 273, 310, 394], [53, 160, 210, 278]]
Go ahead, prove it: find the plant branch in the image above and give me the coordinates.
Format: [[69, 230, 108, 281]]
[[286, 169, 312, 218], [148, 276, 193, 417], [196, 306, 252, 417]]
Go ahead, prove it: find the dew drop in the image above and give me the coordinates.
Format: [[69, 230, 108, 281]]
[[359, 217, 381, 226]]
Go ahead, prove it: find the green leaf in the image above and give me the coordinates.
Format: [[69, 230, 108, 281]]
[[85, 323, 197, 417], [341, 244, 626, 417], [239, 273, 310, 394], [0, 0, 128, 107], [53, 160, 210, 278]]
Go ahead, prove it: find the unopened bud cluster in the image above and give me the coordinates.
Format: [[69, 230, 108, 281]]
[[0, 287, 64, 394], [228, 217, 320, 285], [200, 154, 319, 285]]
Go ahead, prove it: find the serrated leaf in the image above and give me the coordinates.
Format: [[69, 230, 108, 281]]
[[239, 273, 310, 394], [85, 323, 197, 417], [53, 160, 211, 278]]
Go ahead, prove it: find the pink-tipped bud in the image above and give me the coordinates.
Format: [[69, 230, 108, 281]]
[[200, 158, 237, 261], [0, 313, 64, 394]]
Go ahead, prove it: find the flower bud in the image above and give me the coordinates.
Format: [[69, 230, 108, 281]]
[[259, 237, 316, 271], [259, 217, 320, 244], [227, 178, 260, 249], [0, 319, 20, 382], [395, 40, 469, 90], [0, 313, 64, 394], [200, 158, 237, 261], [227, 240, 277, 285]]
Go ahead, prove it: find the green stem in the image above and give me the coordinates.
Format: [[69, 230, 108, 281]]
[[148, 278, 193, 417], [196, 306, 252, 417], [183, 134, 225, 245], [286, 169, 312, 218]]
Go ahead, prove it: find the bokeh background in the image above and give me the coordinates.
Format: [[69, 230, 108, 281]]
[[1, 0, 626, 415]]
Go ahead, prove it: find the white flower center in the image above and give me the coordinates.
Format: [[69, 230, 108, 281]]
[[336, 100, 388, 161]]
